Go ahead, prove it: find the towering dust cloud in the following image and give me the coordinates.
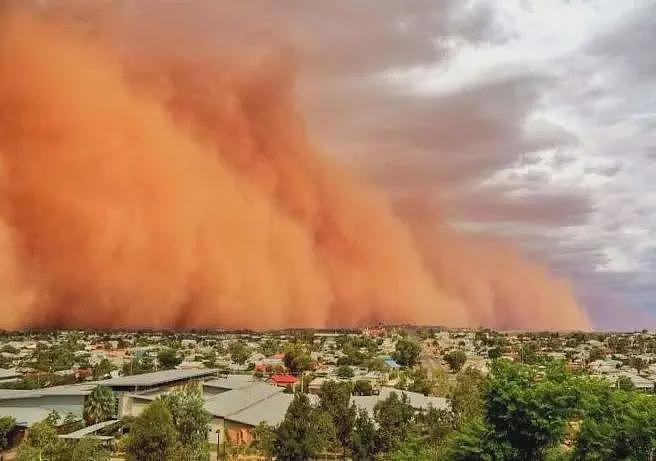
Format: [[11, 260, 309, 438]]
[[0, 8, 590, 330]]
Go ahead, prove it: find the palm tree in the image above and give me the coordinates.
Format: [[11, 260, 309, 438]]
[[83, 385, 116, 425]]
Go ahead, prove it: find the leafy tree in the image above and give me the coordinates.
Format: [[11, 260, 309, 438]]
[[630, 356, 648, 373], [617, 375, 635, 391], [443, 417, 515, 461], [351, 409, 377, 461], [259, 339, 280, 357], [450, 367, 486, 424], [126, 400, 178, 461], [373, 392, 415, 453], [386, 433, 440, 461], [252, 422, 276, 459], [228, 340, 250, 365], [573, 388, 656, 460], [93, 358, 115, 378], [16, 444, 41, 461], [69, 438, 111, 461], [123, 357, 155, 376], [0, 416, 15, 450], [444, 350, 467, 372], [319, 380, 356, 450], [157, 348, 182, 370], [283, 343, 312, 373], [159, 386, 210, 460], [588, 346, 605, 362], [336, 365, 355, 379], [273, 393, 332, 460], [485, 360, 579, 460], [353, 380, 374, 396], [393, 339, 421, 367], [408, 367, 434, 395], [83, 385, 117, 424], [19, 420, 58, 460], [488, 347, 502, 360], [366, 357, 388, 373]]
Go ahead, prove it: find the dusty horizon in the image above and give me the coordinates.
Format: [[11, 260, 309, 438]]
[[0, 4, 603, 331]]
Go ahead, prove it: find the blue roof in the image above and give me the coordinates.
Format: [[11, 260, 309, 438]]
[[384, 359, 401, 369]]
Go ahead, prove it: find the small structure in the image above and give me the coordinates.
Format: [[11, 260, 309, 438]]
[[269, 374, 298, 390]]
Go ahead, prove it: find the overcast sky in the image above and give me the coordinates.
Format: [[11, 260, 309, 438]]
[[105, 0, 655, 329], [282, 0, 655, 330]]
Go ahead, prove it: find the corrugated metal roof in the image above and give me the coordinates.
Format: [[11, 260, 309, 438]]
[[0, 407, 54, 427], [0, 369, 20, 380], [59, 420, 119, 439], [204, 383, 282, 418], [350, 387, 449, 418], [204, 374, 256, 390], [224, 393, 320, 427], [94, 368, 217, 387]]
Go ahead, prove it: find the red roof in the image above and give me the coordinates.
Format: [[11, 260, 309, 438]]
[[270, 374, 297, 384]]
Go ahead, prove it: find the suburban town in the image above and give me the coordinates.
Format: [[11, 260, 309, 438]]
[[0, 326, 653, 459]]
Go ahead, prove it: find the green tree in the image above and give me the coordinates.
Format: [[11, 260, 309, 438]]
[[157, 348, 182, 370], [408, 367, 434, 396], [283, 343, 312, 373], [373, 392, 414, 453], [319, 380, 356, 451], [273, 393, 332, 460], [450, 367, 486, 424], [351, 409, 377, 461], [573, 388, 656, 460], [444, 350, 467, 372], [337, 365, 355, 379], [259, 339, 280, 357], [617, 375, 635, 391], [126, 401, 178, 461], [228, 341, 250, 365], [93, 358, 115, 378], [588, 346, 605, 362], [20, 420, 58, 460], [443, 417, 515, 461], [159, 386, 210, 461], [0, 416, 15, 450], [485, 360, 579, 460], [393, 339, 421, 367], [16, 444, 41, 461], [488, 347, 502, 360], [353, 380, 374, 396], [70, 438, 111, 461], [83, 385, 117, 425], [252, 422, 276, 460]]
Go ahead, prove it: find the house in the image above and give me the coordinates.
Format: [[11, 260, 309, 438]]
[[203, 382, 285, 447], [0, 384, 97, 420], [350, 387, 449, 418], [269, 374, 298, 390], [100, 368, 218, 417], [0, 368, 21, 383]]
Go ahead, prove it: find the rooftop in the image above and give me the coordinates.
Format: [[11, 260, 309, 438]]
[[94, 368, 217, 389]]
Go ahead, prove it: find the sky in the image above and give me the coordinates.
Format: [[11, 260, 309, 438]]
[[287, 0, 656, 330], [16, 0, 656, 329]]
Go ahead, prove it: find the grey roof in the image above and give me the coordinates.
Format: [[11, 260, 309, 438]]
[[59, 420, 119, 439], [0, 407, 55, 427], [225, 393, 320, 427], [351, 387, 449, 418], [204, 383, 283, 418], [225, 393, 295, 427], [95, 368, 217, 388], [204, 375, 256, 391], [0, 369, 20, 380], [0, 383, 95, 401]]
